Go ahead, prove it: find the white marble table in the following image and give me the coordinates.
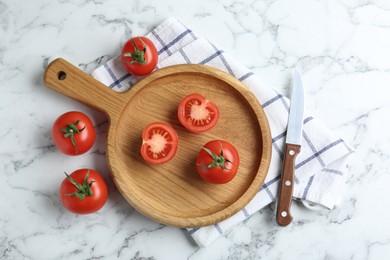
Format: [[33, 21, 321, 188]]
[[1, 0, 389, 259]]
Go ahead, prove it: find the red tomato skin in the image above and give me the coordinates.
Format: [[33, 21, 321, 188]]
[[52, 111, 96, 156], [177, 93, 219, 133], [140, 122, 179, 165], [196, 140, 240, 184], [121, 36, 158, 76], [60, 169, 108, 214]]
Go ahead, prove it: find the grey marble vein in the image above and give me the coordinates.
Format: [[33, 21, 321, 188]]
[[0, 0, 389, 259]]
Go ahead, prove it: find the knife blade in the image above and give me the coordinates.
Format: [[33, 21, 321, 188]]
[[276, 67, 305, 226]]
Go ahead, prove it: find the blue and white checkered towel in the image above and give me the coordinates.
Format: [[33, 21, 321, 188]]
[[91, 17, 354, 247]]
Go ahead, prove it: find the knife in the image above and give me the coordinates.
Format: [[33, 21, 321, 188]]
[[276, 67, 305, 226]]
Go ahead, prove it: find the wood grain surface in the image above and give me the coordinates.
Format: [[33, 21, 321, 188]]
[[276, 143, 301, 226], [44, 58, 272, 227]]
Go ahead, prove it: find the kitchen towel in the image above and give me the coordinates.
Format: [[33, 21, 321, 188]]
[[91, 17, 354, 247]]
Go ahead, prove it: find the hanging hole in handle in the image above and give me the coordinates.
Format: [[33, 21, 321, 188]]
[[58, 71, 66, 80]]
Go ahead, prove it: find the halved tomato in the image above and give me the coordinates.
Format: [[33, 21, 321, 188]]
[[140, 122, 179, 164], [177, 93, 219, 133]]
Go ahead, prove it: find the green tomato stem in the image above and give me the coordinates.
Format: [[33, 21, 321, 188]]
[[60, 120, 85, 153], [64, 170, 94, 200], [122, 39, 147, 64], [200, 142, 232, 170]]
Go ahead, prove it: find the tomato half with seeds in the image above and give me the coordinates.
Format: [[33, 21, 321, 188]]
[[141, 122, 179, 164], [177, 93, 219, 133]]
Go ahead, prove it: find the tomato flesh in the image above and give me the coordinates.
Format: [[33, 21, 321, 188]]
[[141, 122, 178, 164], [178, 93, 219, 133]]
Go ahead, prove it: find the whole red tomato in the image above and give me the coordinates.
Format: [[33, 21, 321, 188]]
[[52, 111, 96, 156], [196, 140, 240, 184], [178, 93, 219, 133], [140, 122, 178, 164], [60, 168, 108, 214], [121, 36, 158, 76]]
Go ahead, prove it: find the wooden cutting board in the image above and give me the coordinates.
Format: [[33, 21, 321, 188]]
[[44, 58, 272, 227]]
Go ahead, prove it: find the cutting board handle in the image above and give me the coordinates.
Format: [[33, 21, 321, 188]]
[[44, 58, 127, 119]]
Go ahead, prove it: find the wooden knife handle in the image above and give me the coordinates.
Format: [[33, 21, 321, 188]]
[[276, 143, 301, 226]]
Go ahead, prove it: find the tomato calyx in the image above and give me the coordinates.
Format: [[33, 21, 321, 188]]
[[199, 142, 233, 170], [64, 170, 94, 200], [60, 120, 86, 153], [122, 39, 147, 64]]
